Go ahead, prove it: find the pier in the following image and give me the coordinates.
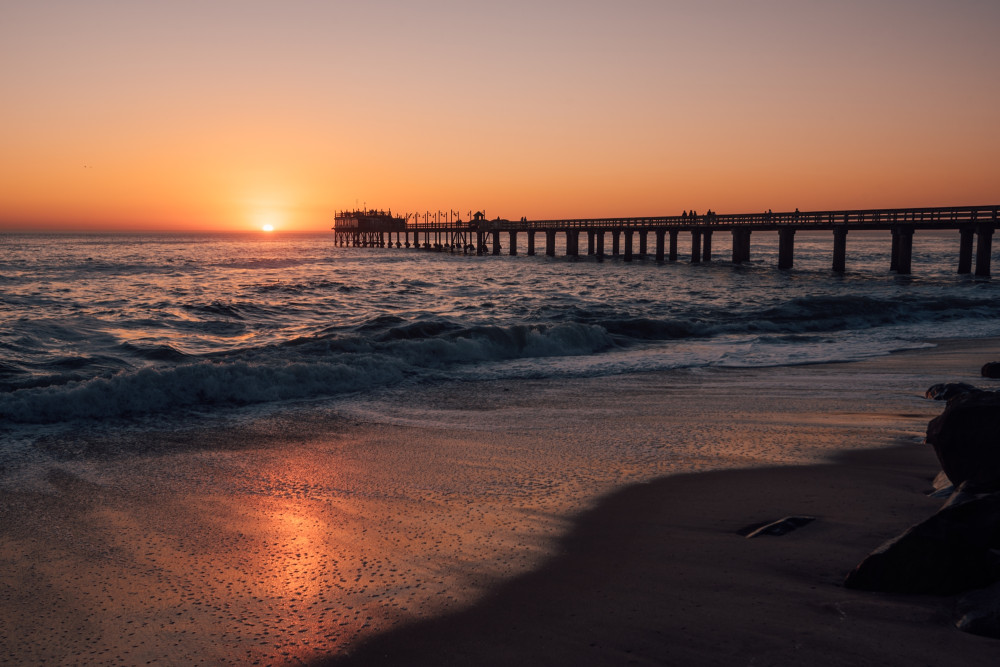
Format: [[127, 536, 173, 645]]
[[333, 205, 999, 277]]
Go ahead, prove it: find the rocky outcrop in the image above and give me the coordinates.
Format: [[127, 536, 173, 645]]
[[924, 382, 978, 400], [926, 390, 1000, 487], [846, 375, 1000, 637], [956, 581, 1000, 639], [844, 484, 1000, 594], [982, 362, 1000, 379]]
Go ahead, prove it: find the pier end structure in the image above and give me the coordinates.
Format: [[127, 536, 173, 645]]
[[333, 209, 406, 248]]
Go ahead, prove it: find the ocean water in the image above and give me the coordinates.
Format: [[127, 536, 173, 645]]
[[3, 229, 998, 663], [1, 229, 997, 435]]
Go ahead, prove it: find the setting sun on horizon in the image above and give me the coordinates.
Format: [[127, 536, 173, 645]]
[[2, 1, 998, 233]]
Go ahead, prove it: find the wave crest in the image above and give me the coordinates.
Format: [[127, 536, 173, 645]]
[[0, 322, 613, 423]]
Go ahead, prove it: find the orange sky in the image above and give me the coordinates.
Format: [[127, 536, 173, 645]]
[[2, 1, 998, 232]]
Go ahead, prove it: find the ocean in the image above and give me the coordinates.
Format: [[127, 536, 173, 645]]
[[2, 229, 998, 662], [1, 230, 997, 436]]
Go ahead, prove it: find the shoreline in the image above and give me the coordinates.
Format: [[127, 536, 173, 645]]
[[325, 444, 1000, 666], [324, 338, 1000, 665], [2, 336, 999, 664]]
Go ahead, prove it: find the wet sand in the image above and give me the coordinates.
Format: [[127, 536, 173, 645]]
[[328, 444, 1000, 666], [2, 339, 1000, 664]]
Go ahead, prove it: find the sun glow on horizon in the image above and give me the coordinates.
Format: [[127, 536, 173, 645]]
[[261, 224, 274, 232]]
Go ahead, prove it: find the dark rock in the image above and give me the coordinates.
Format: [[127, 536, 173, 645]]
[[844, 490, 1000, 594], [924, 382, 979, 401], [926, 391, 1000, 486], [983, 362, 1000, 379], [741, 515, 815, 538], [956, 581, 1000, 639]]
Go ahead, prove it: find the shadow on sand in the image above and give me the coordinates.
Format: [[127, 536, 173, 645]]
[[315, 445, 999, 666]]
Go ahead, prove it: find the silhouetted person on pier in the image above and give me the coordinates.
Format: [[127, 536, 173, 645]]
[[682, 211, 688, 219]]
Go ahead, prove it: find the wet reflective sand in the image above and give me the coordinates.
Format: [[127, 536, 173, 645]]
[[1, 340, 994, 664]]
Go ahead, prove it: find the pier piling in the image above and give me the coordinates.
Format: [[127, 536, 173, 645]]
[[976, 223, 993, 277], [895, 226, 914, 274], [832, 226, 848, 273], [731, 228, 751, 264], [567, 230, 579, 257], [958, 227, 974, 274], [778, 228, 795, 269]]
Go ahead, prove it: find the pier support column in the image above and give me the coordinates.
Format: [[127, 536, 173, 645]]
[[624, 230, 634, 261], [731, 229, 751, 263], [566, 230, 579, 256], [508, 231, 518, 256], [832, 226, 848, 273], [638, 231, 647, 258], [975, 223, 993, 277], [669, 230, 678, 261], [655, 230, 665, 263], [702, 229, 713, 261], [527, 231, 536, 256], [893, 226, 914, 274], [778, 228, 795, 270], [596, 230, 605, 259], [587, 231, 596, 255], [690, 230, 702, 263], [492, 231, 501, 255], [612, 231, 621, 256], [889, 229, 899, 271], [958, 227, 974, 274], [545, 230, 556, 257], [476, 231, 484, 255]]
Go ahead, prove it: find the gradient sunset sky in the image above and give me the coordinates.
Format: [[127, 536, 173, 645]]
[[2, 0, 998, 232]]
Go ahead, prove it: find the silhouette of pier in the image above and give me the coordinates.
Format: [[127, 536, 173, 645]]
[[333, 204, 999, 277]]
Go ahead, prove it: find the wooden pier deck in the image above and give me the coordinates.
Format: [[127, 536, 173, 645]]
[[333, 204, 999, 277]]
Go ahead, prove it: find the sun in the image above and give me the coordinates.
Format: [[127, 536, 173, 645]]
[[261, 224, 274, 232]]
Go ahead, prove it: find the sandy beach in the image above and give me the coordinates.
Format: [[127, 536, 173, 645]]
[[330, 444, 1000, 666], [3, 339, 1000, 665]]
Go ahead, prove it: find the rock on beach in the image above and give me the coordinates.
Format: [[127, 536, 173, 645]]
[[926, 390, 1000, 487]]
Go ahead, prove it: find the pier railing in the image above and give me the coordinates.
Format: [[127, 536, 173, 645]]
[[401, 205, 998, 231]]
